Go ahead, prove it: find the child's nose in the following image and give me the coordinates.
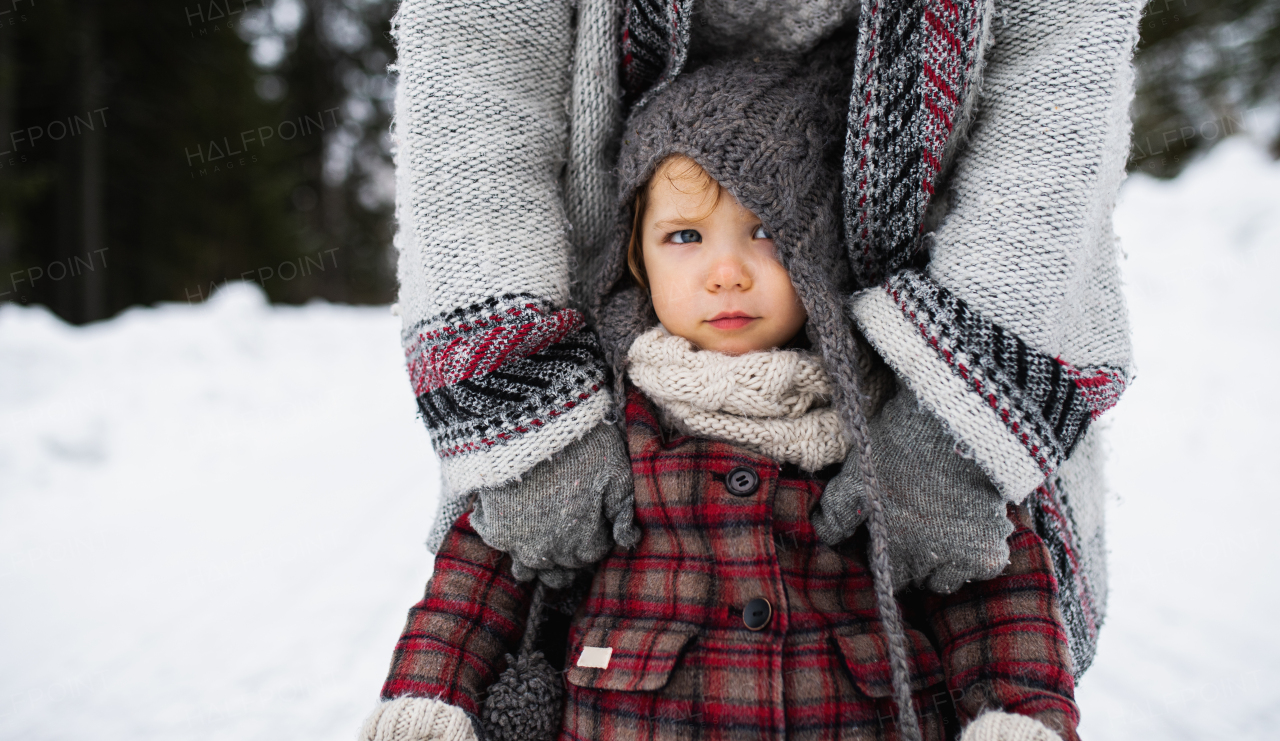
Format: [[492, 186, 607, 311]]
[[707, 252, 752, 292]]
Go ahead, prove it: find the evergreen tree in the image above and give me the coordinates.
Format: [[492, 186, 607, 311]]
[[1131, 0, 1280, 177], [267, 0, 397, 304], [0, 0, 396, 324]]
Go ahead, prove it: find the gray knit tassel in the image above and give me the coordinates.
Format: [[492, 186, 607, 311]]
[[836, 1, 924, 738], [853, 415, 924, 741], [480, 583, 563, 741], [796, 282, 923, 741], [806, 295, 921, 740]]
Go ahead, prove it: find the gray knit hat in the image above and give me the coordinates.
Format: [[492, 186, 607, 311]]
[[586, 51, 923, 741], [587, 49, 893, 424]]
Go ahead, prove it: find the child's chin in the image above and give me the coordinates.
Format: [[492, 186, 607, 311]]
[[692, 332, 773, 356]]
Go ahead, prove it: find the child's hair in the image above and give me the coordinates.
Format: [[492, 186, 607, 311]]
[[626, 155, 726, 292]]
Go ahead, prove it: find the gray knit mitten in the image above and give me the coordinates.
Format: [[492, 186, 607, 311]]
[[470, 422, 641, 588], [959, 711, 1062, 741], [811, 383, 1014, 593]]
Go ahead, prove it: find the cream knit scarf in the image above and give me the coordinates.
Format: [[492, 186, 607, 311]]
[[627, 326, 850, 471]]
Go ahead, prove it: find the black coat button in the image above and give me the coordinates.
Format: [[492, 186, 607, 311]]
[[743, 598, 772, 631], [725, 466, 760, 497]]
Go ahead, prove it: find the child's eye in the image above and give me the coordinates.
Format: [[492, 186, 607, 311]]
[[753, 225, 772, 240], [669, 229, 702, 244]]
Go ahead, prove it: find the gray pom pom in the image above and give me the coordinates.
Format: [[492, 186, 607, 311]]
[[480, 651, 564, 741]]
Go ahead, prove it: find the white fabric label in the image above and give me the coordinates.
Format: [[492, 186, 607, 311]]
[[576, 646, 613, 669]]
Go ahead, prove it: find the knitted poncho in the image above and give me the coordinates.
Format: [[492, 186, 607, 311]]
[[390, 0, 1141, 676]]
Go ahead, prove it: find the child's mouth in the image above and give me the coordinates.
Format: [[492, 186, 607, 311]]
[[706, 312, 757, 330]]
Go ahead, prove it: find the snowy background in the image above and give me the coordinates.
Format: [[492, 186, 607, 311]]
[[2, 136, 1278, 740]]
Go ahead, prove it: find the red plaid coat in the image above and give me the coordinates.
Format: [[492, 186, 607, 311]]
[[382, 389, 1081, 741]]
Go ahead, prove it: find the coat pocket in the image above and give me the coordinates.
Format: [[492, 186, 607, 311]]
[[832, 627, 946, 698], [565, 620, 699, 692]]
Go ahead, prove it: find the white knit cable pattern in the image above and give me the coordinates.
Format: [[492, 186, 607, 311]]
[[959, 711, 1062, 741], [359, 697, 477, 741], [627, 327, 850, 470]]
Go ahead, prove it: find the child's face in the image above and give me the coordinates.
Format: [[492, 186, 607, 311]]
[[640, 157, 807, 355]]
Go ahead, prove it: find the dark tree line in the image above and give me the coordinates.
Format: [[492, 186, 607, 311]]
[[1130, 0, 1280, 176], [0, 0, 396, 324], [1, 0, 1276, 324]]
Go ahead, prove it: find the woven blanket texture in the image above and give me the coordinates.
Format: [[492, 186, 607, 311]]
[[627, 326, 850, 470], [390, 0, 616, 499], [846, 0, 1140, 503]]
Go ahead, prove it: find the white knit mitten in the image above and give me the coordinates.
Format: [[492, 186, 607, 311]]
[[959, 711, 1062, 741], [359, 697, 478, 741]]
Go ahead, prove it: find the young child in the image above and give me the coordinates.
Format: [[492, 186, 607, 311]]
[[363, 57, 1078, 741]]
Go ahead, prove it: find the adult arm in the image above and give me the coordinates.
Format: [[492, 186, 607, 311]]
[[391, 0, 613, 494], [851, 0, 1142, 501], [391, 0, 637, 580]]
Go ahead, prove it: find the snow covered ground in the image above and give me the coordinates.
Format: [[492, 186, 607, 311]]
[[2, 136, 1278, 740], [1072, 137, 1280, 739]]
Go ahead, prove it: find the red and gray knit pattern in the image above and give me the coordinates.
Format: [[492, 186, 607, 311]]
[[389, 0, 621, 500], [621, 0, 694, 109], [1029, 480, 1105, 676], [841, 0, 1139, 532], [842, 0, 986, 286], [404, 294, 608, 464], [884, 272, 1127, 477]]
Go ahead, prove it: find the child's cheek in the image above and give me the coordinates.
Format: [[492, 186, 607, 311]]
[[651, 276, 695, 318]]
